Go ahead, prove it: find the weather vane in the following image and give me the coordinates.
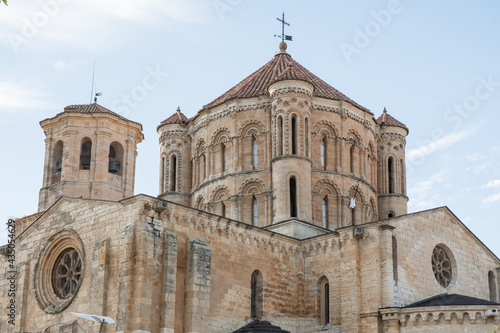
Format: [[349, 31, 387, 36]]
[[274, 12, 293, 42]]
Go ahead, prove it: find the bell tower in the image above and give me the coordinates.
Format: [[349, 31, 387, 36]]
[[38, 104, 144, 211]]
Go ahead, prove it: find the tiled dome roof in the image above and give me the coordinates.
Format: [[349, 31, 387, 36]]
[[376, 107, 408, 132], [158, 107, 189, 130], [200, 45, 370, 114]]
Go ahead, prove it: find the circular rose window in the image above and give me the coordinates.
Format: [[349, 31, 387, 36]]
[[52, 248, 82, 298], [34, 230, 85, 313], [432, 245, 453, 288]]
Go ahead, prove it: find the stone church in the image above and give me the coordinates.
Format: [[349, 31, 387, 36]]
[[1, 41, 499, 333]]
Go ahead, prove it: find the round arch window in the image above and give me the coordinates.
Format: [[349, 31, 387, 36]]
[[52, 248, 82, 299], [432, 245, 454, 288]]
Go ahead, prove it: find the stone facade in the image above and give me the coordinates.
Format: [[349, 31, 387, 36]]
[[1, 43, 499, 333], [2, 197, 499, 332]]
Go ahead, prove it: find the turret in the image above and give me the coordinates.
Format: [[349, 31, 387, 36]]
[[157, 107, 192, 206], [269, 42, 313, 223], [376, 108, 409, 218], [38, 104, 144, 211]]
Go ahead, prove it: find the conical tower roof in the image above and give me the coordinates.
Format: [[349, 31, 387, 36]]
[[376, 107, 408, 132], [157, 107, 190, 130], [201, 43, 370, 114]]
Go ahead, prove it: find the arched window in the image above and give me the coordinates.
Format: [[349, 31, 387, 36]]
[[252, 136, 258, 168], [388, 212, 395, 218], [200, 154, 206, 182], [221, 201, 226, 217], [170, 155, 177, 191], [388, 157, 394, 193], [319, 276, 330, 325], [322, 196, 328, 229], [290, 177, 297, 218], [305, 118, 309, 157], [251, 270, 263, 319], [53, 140, 63, 173], [291, 116, 297, 155], [277, 116, 283, 156], [321, 137, 327, 169], [392, 236, 398, 284], [350, 143, 355, 173], [252, 195, 258, 226], [108, 142, 123, 176], [221, 144, 227, 172], [79, 138, 92, 170], [489, 271, 497, 302]]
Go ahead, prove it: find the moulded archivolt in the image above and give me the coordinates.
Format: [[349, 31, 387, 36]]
[[34, 230, 85, 313], [432, 244, 455, 288]]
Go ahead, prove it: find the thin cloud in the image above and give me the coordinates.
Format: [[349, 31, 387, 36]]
[[51, 59, 88, 73], [407, 128, 476, 162], [0, 81, 51, 109], [485, 180, 500, 188], [482, 192, 500, 205], [467, 152, 487, 161], [0, 0, 209, 52], [91, 0, 209, 24]]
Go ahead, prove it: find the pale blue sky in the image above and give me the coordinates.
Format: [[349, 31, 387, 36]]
[[1, 1, 499, 255]]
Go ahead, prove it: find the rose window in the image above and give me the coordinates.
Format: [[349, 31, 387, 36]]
[[432, 245, 452, 288], [52, 248, 82, 298]]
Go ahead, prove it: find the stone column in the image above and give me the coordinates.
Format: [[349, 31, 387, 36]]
[[94, 130, 111, 182], [380, 225, 395, 307], [90, 238, 109, 319], [496, 267, 500, 303], [339, 227, 361, 332], [16, 262, 30, 332], [339, 139, 345, 172], [184, 238, 211, 333], [41, 138, 53, 188], [161, 232, 178, 333], [116, 224, 135, 333], [132, 222, 157, 332]]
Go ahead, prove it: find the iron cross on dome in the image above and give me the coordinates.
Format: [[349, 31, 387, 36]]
[[275, 12, 293, 42]]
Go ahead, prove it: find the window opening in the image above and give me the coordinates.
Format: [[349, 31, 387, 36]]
[[252, 196, 258, 226], [321, 137, 326, 169], [79, 139, 92, 170], [53, 141, 63, 173], [252, 136, 258, 168], [251, 270, 263, 319], [322, 196, 328, 229], [388, 157, 394, 193], [290, 177, 297, 217], [170, 155, 177, 191]]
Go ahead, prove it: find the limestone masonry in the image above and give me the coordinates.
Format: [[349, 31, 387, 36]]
[[1, 42, 499, 333]]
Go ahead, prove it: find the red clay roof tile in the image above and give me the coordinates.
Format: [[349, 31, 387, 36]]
[[376, 107, 408, 132], [200, 50, 371, 114], [40, 103, 142, 128], [158, 107, 189, 130]]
